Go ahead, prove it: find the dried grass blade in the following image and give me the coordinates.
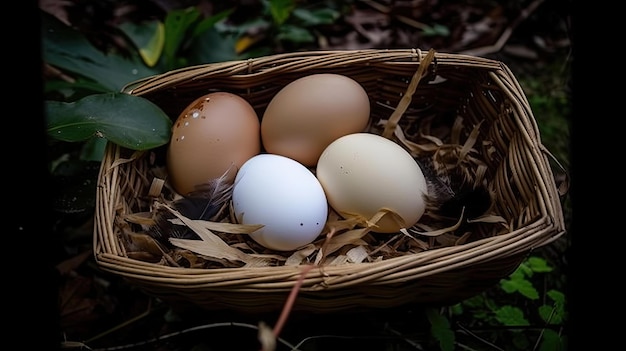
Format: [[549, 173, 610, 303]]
[[169, 237, 242, 261], [346, 245, 369, 263], [457, 120, 484, 166], [467, 214, 507, 224], [164, 204, 269, 264], [450, 116, 464, 145], [382, 49, 437, 138], [124, 212, 155, 226], [285, 245, 317, 266], [110, 150, 142, 169], [168, 217, 263, 234], [315, 228, 370, 264], [393, 124, 441, 154], [410, 208, 465, 237]]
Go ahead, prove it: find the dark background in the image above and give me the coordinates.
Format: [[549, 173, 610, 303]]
[[19, 0, 585, 349]]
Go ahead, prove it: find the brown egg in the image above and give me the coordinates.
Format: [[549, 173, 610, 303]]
[[166, 92, 260, 196], [261, 74, 370, 166]]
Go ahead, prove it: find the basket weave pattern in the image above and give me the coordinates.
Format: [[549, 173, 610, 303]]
[[94, 49, 566, 312]]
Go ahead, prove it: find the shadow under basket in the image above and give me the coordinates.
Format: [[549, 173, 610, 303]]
[[94, 49, 568, 314]]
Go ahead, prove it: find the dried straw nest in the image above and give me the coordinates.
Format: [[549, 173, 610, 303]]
[[94, 49, 567, 312]]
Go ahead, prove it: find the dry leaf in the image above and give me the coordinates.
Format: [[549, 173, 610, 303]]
[[346, 245, 369, 263]]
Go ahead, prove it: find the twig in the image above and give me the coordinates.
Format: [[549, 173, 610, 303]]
[[532, 305, 559, 351], [84, 322, 298, 351], [84, 299, 155, 344], [459, 0, 546, 57], [384, 324, 425, 350], [456, 323, 505, 351], [271, 265, 316, 338]]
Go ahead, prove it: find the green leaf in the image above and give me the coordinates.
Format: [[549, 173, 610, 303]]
[[187, 28, 239, 65], [539, 290, 566, 324], [500, 277, 539, 299], [46, 93, 172, 151], [276, 25, 315, 43], [44, 78, 112, 98], [546, 289, 565, 305], [539, 328, 565, 351], [41, 11, 158, 92], [494, 305, 529, 327], [538, 305, 563, 324], [461, 295, 484, 309], [449, 303, 463, 316], [292, 8, 340, 26], [527, 256, 553, 273], [515, 262, 534, 278], [118, 20, 165, 67], [422, 23, 450, 37], [163, 7, 202, 69], [484, 296, 498, 311], [269, 0, 295, 25], [79, 137, 108, 162], [425, 308, 455, 351], [192, 8, 235, 37]]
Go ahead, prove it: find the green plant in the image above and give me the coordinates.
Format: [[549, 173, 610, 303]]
[[219, 0, 345, 56], [43, 1, 345, 156], [42, 4, 243, 216], [42, 8, 234, 157], [424, 255, 567, 351]]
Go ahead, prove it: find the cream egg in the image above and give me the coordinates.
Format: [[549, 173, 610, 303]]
[[316, 133, 428, 233], [232, 154, 328, 251]]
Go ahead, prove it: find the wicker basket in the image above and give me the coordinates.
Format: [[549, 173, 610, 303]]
[[94, 48, 567, 313]]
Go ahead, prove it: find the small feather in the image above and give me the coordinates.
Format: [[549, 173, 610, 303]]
[[415, 156, 454, 207], [148, 167, 236, 242], [415, 156, 491, 220]]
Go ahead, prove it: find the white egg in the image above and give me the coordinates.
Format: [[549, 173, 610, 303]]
[[232, 154, 328, 251]]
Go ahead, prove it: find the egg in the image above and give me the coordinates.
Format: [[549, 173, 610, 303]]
[[316, 133, 428, 233], [261, 73, 370, 167], [232, 154, 328, 251], [166, 92, 261, 196]]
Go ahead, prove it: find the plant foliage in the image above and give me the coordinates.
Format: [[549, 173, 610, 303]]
[[46, 93, 172, 151]]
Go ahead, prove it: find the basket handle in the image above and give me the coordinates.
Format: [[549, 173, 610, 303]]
[[382, 48, 437, 139]]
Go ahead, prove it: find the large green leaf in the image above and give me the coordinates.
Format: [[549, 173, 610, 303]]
[[41, 11, 159, 92], [46, 93, 172, 151]]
